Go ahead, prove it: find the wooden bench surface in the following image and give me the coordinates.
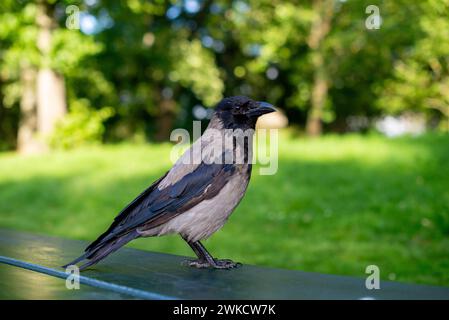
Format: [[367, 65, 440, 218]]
[[1, 229, 448, 300]]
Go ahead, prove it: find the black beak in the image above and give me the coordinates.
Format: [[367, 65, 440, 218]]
[[247, 101, 277, 118]]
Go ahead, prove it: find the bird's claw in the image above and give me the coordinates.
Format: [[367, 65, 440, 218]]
[[213, 259, 242, 269], [182, 258, 241, 270]]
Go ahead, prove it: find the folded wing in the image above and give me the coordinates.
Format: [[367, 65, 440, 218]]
[[85, 161, 235, 253]]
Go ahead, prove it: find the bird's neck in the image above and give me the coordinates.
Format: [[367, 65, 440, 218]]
[[206, 116, 225, 130], [203, 116, 254, 165]]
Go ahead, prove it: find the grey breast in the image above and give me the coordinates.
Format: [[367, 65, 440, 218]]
[[141, 165, 250, 242]]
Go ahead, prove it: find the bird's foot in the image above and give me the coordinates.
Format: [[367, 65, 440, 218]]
[[182, 258, 241, 269], [212, 259, 241, 269]]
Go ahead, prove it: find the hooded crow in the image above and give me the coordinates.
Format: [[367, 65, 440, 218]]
[[63, 96, 276, 270]]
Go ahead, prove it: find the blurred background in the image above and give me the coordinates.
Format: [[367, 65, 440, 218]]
[[0, 0, 448, 287]]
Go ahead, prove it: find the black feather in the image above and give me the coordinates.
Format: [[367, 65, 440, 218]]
[[85, 172, 168, 252], [63, 161, 235, 270]]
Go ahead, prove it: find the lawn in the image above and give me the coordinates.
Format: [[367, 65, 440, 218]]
[[0, 132, 448, 286]]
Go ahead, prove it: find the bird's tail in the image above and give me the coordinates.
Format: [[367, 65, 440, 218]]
[[62, 231, 139, 271]]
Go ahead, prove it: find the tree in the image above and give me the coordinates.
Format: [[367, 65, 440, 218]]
[[230, 0, 423, 134], [0, 0, 40, 152], [305, 0, 334, 136], [377, 0, 449, 131], [86, 0, 224, 141], [0, 0, 102, 152], [35, 0, 67, 143], [229, 0, 342, 135], [0, 0, 445, 150]]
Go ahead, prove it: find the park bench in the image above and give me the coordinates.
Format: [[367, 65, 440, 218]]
[[0, 228, 448, 300]]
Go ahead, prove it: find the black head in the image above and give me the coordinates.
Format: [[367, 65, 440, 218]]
[[213, 96, 276, 129]]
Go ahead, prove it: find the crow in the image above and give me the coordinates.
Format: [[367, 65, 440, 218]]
[[63, 96, 276, 270]]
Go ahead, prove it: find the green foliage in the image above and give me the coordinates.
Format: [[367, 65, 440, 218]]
[[377, 61, 431, 114], [0, 2, 39, 107], [49, 99, 114, 149], [49, 30, 103, 75], [0, 134, 448, 286], [377, 0, 449, 129], [231, 0, 315, 109], [171, 39, 224, 107]]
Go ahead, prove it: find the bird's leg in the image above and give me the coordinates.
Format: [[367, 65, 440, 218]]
[[181, 235, 241, 269], [194, 241, 241, 269], [182, 239, 212, 268]]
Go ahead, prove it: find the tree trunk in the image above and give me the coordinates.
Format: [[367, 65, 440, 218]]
[[36, 69, 67, 136], [154, 98, 177, 142], [306, 53, 328, 136], [17, 67, 40, 154], [36, 0, 67, 148], [305, 0, 334, 136]]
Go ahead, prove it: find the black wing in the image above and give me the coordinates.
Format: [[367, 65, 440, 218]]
[[86, 162, 235, 252], [85, 171, 168, 251]]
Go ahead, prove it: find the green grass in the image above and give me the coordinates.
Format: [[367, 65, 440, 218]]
[[1, 132, 448, 286]]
